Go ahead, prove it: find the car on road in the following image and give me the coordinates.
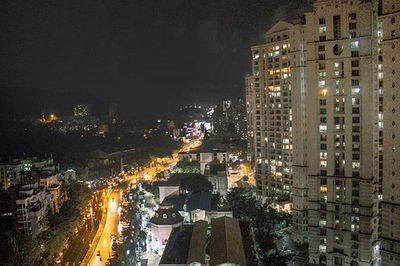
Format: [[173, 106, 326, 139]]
[[96, 250, 102, 261]]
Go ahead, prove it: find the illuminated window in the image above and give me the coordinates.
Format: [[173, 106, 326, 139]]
[[350, 41, 359, 49]]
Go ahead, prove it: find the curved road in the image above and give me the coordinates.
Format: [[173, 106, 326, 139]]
[[88, 190, 121, 266]]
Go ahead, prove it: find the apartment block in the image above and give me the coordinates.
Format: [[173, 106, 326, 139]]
[[248, 21, 293, 198], [304, 1, 380, 265], [0, 163, 23, 190], [245, 74, 256, 163], [16, 183, 53, 238], [381, 0, 400, 265], [245, 0, 387, 264]]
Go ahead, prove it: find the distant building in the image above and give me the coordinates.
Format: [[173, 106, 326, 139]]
[[199, 149, 227, 175], [0, 162, 23, 190], [73, 104, 90, 117], [178, 151, 199, 162], [0, 157, 55, 190], [204, 160, 228, 196], [108, 102, 118, 122]]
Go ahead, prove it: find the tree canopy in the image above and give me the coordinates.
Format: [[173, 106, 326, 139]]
[[168, 173, 212, 192], [227, 188, 292, 265]]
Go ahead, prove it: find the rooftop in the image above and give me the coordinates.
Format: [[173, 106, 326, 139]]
[[210, 216, 246, 266], [159, 225, 193, 265]]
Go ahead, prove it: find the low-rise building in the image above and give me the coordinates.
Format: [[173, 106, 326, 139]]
[[150, 200, 184, 253], [159, 217, 253, 266], [204, 160, 228, 196]]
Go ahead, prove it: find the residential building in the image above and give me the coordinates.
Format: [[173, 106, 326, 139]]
[[245, 74, 256, 163], [15, 183, 53, 238], [0, 162, 23, 190], [40, 174, 66, 213], [248, 20, 294, 198], [381, 0, 400, 264], [246, 0, 386, 264], [303, 1, 380, 265], [290, 17, 309, 245]]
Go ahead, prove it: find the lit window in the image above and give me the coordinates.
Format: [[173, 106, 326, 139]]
[[320, 89, 328, 96], [319, 26, 327, 34], [351, 88, 360, 95], [350, 41, 359, 49]]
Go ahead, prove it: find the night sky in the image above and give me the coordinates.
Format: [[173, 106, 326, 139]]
[[0, 0, 310, 115]]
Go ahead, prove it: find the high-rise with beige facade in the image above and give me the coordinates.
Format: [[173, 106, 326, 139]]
[[247, 21, 294, 199], [303, 1, 380, 265], [246, 0, 387, 265], [381, 0, 400, 265]]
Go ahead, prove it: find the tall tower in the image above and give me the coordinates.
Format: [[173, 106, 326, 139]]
[[248, 21, 294, 199], [290, 17, 308, 245], [304, 1, 380, 265], [381, 0, 400, 264], [245, 75, 256, 163]]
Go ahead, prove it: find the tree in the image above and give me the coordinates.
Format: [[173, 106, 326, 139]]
[[168, 173, 212, 192], [173, 161, 200, 174], [226, 188, 292, 264]]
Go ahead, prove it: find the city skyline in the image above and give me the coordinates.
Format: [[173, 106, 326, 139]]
[[0, 0, 310, 116]]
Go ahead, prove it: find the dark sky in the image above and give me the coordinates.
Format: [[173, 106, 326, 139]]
[[0, 0, 310, 115]]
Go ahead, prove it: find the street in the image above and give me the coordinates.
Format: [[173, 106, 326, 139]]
[[76, 138, 201, 265], [61, 192, 104, 265], [88, 190, 121, 266]]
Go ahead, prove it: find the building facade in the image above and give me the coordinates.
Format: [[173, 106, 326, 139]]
[[246, 0, 388, 264], [381, 0, 400, 265], [303, 1, 380, 265], [248, 21, 294, 198], [0, 163, 23, 190], [16, 183, 53, 238], [245, 74, 256, 163]]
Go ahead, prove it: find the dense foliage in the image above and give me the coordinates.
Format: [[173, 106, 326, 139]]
[[227, 188, 292, 265], [172, 161, 201, 174], [168, 173, 213, 192]]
